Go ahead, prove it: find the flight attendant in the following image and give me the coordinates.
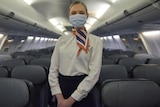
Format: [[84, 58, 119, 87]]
[[48, 1, 102, 107]]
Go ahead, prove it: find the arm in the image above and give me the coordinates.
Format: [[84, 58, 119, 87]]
[[48, 38, 63, 101], [71, 38, 103, 101]]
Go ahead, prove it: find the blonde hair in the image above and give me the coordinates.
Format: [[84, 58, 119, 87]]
[[69, 1, 88, 14]]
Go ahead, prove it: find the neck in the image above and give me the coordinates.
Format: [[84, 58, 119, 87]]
[[73, 26, 87, 31]]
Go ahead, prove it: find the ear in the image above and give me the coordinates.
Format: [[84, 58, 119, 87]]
[[86, 13, 89, 18]]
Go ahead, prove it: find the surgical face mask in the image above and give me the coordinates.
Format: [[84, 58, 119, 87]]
[[69, 14, 87, 28]]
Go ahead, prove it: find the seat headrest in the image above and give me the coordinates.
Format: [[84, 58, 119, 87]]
[[99, 65, 128, 83], [0, 78, 30, 107], [101, 79, 160, 107], [11, 65, 47, 85]]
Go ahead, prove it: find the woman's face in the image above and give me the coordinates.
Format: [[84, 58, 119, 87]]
[[69, 3, 88, 18]]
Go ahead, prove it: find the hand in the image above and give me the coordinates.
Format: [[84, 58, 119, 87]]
[[58, 97, 76, 107], [56, 93, 65, 106]]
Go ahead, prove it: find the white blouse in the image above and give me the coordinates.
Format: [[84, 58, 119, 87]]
[[48, 33, 102, 101]]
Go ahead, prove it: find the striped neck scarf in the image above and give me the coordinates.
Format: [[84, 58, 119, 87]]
[[72, 27, 90, 56]]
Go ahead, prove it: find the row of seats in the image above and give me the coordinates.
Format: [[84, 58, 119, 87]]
[[102, 57, 160, 77], [0, 58, 51, 76], [100, 64, 160, 85], [94, 64, 160, 107], [0, 65, 51, 107], [102, 56, 160, 65], [101, 79, 160, 107], [1, 64, 160, 107]]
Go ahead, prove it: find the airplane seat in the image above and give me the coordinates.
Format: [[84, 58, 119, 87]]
[[147, 58, 160, 64], [133, 64, 160, 86], [25, 50, 43, 58], [98, 65, 128, 84], [0, 78, 35, 107], [106, 54, 128, 64], [1, 59, 26, 75], [96, 65, 128, 107], [11, 65, 49, 107], [133, 53, 155, 64], [40, 54, 52, 59], [117, 57, 144, 78], [102, 58, 116, 65], [101, 79, 160, 107], [11, 51, 27, 58], [16, 55, 36, 64], [30, 58, 51, 74], [120, 51, 136, 57], [0, 66, 9, 77], [0, 55, 13, 64]]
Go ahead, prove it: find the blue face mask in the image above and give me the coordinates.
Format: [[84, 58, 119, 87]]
[[69, 14, 87, 28]]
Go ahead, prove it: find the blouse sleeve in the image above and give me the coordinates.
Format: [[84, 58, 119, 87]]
[[71, 37, 103, 101], [48, 37, 62, 95]]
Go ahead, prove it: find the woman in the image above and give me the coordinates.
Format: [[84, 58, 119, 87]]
[[48, 1, 102, 107]]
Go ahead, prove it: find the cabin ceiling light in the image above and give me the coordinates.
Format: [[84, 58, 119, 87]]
[[35, 37, 40, 41], [104, 37, 107, 40], [54, 39, 58, 41], [142, 31, 160, 36], [111, 0, 117, 3], [96, 3, 110, 18], [27, 36, 34, 40], [121, 38, 126, 42], [133, 38, 139, 41], [0, 34, 4, 38], [108, 36, 112, 40], [84, 23, 91, 31], [87, 17, 97, 25], [22, 0, 33, 5], [40, 37, 45, 41], [45, 38, 48, 41], [113, 35, 120, 39], [100, 37, 104, 40], [8, 39, 14, 43], [21, 40, 25, 43], [49, 18, 66, 32], [64, 31, 69, 35], [49, 18, 59, 26]]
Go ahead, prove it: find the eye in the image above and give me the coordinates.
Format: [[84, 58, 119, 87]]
[[71, 11, 77, 15], [79, 11, 85, 14]]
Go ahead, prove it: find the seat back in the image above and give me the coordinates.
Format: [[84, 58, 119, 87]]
[[133, 64, 160, 85], [11, 65, 48, 107], [17, 55, 35, 64], [148, 58, 160, 64], [30, 58, 50, 68], [0, 66, 8, 77], [102, 58, 116, 65], [98, 65, 128, 84], [0, 78, 34, 107], [101, 79, 160, 107], [0, 55, 12, 64], [1, 59, 25, 72], [133, 53, 155, 63], [118, 57, 144, 77]]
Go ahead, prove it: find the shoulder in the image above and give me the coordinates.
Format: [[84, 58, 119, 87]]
[[57, 34, 72, 44]]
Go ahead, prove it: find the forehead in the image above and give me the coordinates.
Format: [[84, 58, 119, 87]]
[[70, 3, 86, 12]]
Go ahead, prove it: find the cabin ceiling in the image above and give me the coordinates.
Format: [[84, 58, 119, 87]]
[[0, 0, 160, 38]]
